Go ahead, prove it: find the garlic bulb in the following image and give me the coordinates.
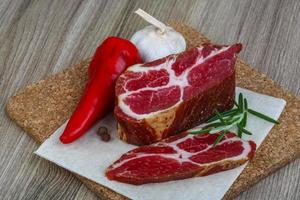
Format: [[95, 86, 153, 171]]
[[130, 9, 186, 62]]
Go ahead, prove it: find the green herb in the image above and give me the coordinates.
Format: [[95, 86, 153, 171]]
[[189, 128, 212, 135], [240, 112, 247, 127], [234, 101, 239, 107], [238, 93, 244, 112], [241, 127, 253, 135], [207, 108, 239, 123], [247, 108, 279, 124], [237, 125, 243, 138], [213, 130, 226, 146], [203, 122, 223, 129], [237, 124, 253, 135], [244, 98, 248, 110], [188, 92, 279, 145], [226, 116, 241, 124], [214, 109, 227, 124]]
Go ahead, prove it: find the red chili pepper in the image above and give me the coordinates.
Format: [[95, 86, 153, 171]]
[[88, 37, 140, 77], [60, 37, 141, 144]]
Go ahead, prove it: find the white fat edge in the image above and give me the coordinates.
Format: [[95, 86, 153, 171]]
[[109, 134, 253, 170], [117, 93, 182, 120], [118, 45, 231, 120]]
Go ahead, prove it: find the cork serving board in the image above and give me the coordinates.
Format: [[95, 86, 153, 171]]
[[6, 22, 300, 200]]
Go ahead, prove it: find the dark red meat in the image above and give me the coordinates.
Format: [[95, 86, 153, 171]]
[[106, 132, 256, 185], [115, 43, 242, 145]]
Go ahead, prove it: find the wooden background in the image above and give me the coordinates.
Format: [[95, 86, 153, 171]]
[[1, 0, 299, 199]]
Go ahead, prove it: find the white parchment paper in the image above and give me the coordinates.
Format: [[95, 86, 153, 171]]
[[35, 87, 286, 200]]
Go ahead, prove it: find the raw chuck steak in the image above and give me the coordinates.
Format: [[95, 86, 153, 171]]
[[106, 132, 256, 185], [115, 43, 242, 145]]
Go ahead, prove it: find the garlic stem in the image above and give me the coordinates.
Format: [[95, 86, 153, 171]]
[[135, 8, 167, 34]]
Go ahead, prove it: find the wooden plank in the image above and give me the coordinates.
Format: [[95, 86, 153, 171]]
[[1, 0, 299, 200]]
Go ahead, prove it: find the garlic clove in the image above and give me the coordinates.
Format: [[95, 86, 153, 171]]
[[131, 9, 186, 62], [131, 25, 186, 62]]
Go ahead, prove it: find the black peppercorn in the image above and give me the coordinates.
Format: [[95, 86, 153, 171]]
[[97, 126, 111, 142]]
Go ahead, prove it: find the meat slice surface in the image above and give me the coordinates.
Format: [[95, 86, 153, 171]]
[[115, 43, 242, 145], [105, 132, 256, 185]]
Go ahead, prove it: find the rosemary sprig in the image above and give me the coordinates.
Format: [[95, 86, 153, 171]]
[[189, 92, 279, 145]]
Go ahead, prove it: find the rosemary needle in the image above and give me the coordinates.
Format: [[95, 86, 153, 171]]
[[247, 108, 279, 124], [238, 93, 244, 112], [237, 126, 243, 138], [244, 98, 248, 110], [203, 122, 223, 129], [237, 124, 253, 135], [240, 112, 247, 127], [213, 131, 226, 146], [207, 108, 239, 123], [189, 128, 211, 135], [234, 101, 239, 107], [215, 109, 227, 124]]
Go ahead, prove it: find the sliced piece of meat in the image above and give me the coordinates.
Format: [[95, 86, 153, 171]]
[[115, 43, 242, 145], [105, 132, 256, 185]]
